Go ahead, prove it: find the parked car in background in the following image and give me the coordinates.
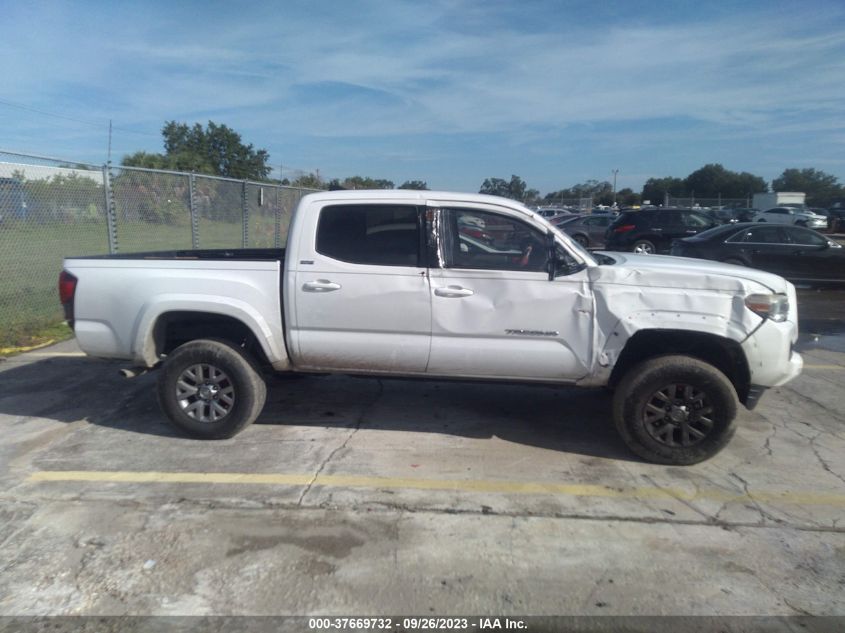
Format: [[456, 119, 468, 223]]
[[753, 207, 827, 230], [604, 208, 718, 254], [553, 213, 612, 248], [706, 207, 758, 224], [827, 208, 845, 233], [670, 222, 845, 283], [535, 206, 568, 218]]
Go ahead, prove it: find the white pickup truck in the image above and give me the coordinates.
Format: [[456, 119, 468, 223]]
[[59, 190, 803, 464]]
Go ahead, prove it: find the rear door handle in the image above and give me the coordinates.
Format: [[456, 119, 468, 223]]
[[302, 279, 342, 292], [434, 285, 474, 298]]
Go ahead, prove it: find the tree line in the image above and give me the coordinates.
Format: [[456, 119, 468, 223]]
[[121, 121, 844, 207], [121, 120, 428, 191], [483, 165, 845, 208]]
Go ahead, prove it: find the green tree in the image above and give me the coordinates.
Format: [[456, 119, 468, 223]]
[[326, 176, 395, 190], [545, 180, 612, 204], [772, 168, 843, 206], [616, 188, 641, 206], [290, 173, 323, 189], [122, 121, 272, 180], [523, 188, 541, 205], [480, 175, 529, 201], [684, 164, 767, 198], [641, 177, 687, 204], [398, 180, 429, 190], [120, 151, 172, 171]]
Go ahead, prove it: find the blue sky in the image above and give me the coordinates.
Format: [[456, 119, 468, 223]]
[[1, 0, 844, 194]]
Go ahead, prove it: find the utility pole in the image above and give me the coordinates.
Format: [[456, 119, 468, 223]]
[[107, 119, 113, 165], [612, 169, 619, 206]]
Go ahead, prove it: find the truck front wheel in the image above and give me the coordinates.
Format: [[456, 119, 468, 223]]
[[157, 339, 267, 439], [612, 355, 737, 465]]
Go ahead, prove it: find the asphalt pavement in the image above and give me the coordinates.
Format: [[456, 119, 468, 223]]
[[0, 291, 844, 622]]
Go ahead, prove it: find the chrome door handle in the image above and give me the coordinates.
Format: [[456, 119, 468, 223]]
[[435, 285, 474, 298], [302, 279, 342, 292]]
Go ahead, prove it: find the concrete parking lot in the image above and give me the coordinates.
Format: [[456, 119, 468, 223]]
[[1, 291, 844, 620]]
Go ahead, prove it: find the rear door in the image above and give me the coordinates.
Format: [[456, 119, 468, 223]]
[[290, 202, 432, 372], [426, 203, 593, 381], [653, 210, 687, 250]]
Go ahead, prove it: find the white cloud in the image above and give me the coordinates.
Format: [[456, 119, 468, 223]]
[[2, 1, 844, 187]]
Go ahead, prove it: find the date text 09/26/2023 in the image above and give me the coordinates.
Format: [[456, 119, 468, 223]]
[[307, 617, 528, 631]]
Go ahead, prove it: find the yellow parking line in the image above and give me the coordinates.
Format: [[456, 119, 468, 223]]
[[803, 364, 845, 370], [0, 340, 55, 355], [26, 470, 845, 508], [11, 352, 87, 358]]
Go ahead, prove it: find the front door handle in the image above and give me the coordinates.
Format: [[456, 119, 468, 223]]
[[434, 285, 474, 298], [302, 279, 342, 292]]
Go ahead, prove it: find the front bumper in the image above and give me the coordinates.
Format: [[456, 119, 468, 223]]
[[741, 318, 803, 390]]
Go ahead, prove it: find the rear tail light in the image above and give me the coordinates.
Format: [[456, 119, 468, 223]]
[[613, 224, 636, 234], [58, 270, 78, 328]]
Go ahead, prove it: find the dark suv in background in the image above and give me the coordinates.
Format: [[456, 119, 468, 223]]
[[604, 208, 718, 254]]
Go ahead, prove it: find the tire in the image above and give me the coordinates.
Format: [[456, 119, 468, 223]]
[[757, 219, 766, 222], [157, 339, 267, 439], [574, 234, 589, 248], [631, 239, 656, 255], [612, 355, 738, 465], [796, 220, 807, 227], [721, 258, 745, 266]]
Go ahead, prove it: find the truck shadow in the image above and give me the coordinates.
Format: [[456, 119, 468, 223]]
[[0, 356, 633, 462]]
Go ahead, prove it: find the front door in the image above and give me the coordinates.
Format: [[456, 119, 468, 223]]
[[426, 205, 593, 381]]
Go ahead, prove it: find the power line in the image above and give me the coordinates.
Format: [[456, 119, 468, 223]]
[[0, 97, 160, 138]]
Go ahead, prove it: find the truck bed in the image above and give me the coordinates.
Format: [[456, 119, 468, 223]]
[[66, 248, 286, 261]]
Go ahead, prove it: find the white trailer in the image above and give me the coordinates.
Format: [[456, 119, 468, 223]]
[[752, 192, 806, 210]]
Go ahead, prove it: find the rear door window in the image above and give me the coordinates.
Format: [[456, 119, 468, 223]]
[[682, 212, 713, 228], [655, 211, 683, 226], [316, 204, 421, 266]]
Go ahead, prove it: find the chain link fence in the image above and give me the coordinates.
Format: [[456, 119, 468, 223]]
[[665, 197, 752, 209], [537, 196, 594, 211], [0, 149, 318, 348]]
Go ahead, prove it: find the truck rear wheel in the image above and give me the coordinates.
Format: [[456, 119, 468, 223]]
[[612, 355, 737, 465], [157, 339, 267, 439]]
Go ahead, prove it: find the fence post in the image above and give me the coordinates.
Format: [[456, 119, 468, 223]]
[[102, 164, 119, 254], [189, 173, 199, 249], [274, 185, 282, 248], [242, 180, 249, 248]]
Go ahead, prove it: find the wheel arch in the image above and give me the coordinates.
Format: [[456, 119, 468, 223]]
[[608, 329, 751, 405], [145, 310, 275, 370], [630, 235, 660, 251]]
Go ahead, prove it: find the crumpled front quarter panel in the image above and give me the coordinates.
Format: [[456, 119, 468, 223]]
[[586, 261, 770, 382]]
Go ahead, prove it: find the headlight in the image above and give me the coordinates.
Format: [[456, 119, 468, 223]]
[[745, 293, 789, 322]]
